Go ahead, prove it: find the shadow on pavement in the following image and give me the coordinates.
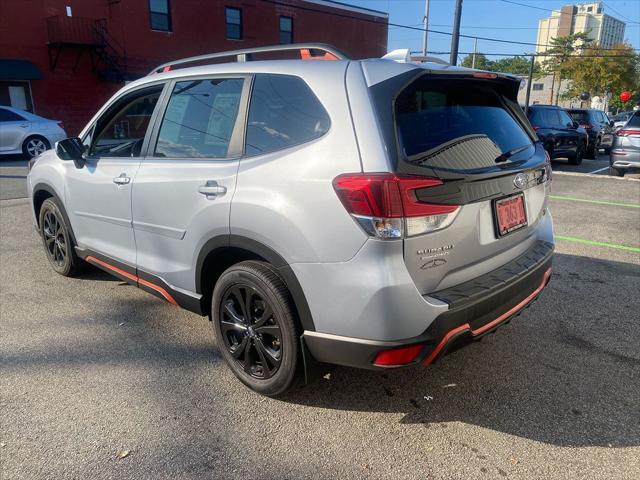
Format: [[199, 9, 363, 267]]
[[283, 252, 640, 448]]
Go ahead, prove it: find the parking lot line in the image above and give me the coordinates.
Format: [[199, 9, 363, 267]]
[[550, 195, 640, 209], [588, 166, 610, 174], [555, 235, 640, 253]]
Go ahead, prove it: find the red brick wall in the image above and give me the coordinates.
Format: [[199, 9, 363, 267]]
[[0, 0, 388, 135]]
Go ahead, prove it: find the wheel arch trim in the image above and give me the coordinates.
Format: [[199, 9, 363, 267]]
[[195, 234, 316, 331], [32, 182, 77, 246]]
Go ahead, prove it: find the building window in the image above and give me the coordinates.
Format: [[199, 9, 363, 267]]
[[532, 83, 544, 91], [226, 7, 242, 40], [149, 0, 171, 31], [279, 16, 293, 44]]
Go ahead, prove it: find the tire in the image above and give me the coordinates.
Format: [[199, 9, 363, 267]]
[[22, 135, 50, 159], [568, 145, 583, 165], [584, 143, 597, 160], [39, 197, 82, 276], [609, 166, 624, 177], [603, 147, 611, 155], [211, 261, 301, 396]]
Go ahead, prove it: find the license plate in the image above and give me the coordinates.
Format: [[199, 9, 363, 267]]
[[601, 134, 613, 147], [494, 193, 527, 237]]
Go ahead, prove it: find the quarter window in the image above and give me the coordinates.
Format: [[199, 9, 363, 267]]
[[245, 74, 330, 155], [279, 16, 293, 44], [91, 86, 162, 157], [149, 0, 171, 31], [155, 78, 244, 158], [225, 7, 242, 40]]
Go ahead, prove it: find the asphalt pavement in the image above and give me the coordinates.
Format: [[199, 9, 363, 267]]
[[1, 163, 639, 479]]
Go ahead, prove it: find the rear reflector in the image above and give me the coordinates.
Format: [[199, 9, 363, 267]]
[[333, 173, 459, 238], [373, 344, 424, 367]]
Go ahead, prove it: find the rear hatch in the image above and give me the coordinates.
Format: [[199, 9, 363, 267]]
[[370, 69, 550, 294]]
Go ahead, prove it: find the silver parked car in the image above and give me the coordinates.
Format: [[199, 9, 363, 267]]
[[27, 44, 554, 396], [609, 111, 640, 177], [0, 106, 67, 159]]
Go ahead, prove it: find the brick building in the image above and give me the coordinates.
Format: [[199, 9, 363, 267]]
[[0, 0, 388, 135]]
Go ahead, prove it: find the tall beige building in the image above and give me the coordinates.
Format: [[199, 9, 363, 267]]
[[536, 2, 626, 61]]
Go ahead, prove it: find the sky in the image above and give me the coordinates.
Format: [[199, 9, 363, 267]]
[[346, 0, 640, 61]]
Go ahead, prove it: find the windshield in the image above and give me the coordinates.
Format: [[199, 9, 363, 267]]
[[395, 78, 533, 169]]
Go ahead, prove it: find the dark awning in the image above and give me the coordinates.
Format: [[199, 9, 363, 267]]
[[0, 59, 43, 81]]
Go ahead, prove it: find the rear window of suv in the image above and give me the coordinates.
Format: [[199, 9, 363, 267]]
[[567, 110, 589, 123], [395, 78, 533, 166]]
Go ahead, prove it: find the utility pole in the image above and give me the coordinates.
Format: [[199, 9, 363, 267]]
[[422, 0, 430, 57], [472, 37, 477, 68], [450, 0, 463, 65], [524, 55, 535, 116]]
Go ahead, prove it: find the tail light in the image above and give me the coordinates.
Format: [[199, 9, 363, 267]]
[[332, 173, 460, 239], [580, 123, 592, 129], [616, 128, 640, 137], [57, 122, 65, 130], [532, 125, 540, 131]]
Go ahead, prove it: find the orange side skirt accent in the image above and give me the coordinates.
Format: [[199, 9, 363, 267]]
[[85, 255, 178, 306], [423, 268, 552, 365]]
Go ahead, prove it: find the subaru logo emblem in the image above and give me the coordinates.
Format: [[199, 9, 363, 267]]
[[513, 173, 527, 189]]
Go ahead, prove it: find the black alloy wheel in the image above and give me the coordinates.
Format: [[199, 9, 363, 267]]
[[38, 197, 82, 276], [42, 209, 67, 268], [219, 284, 282, 379], [212, 261, 301, 396]]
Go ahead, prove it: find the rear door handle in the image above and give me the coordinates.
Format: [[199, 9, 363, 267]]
[[198, 180, 227, 199], [113, 173, 130, 185]]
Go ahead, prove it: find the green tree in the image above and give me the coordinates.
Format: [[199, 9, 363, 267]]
[[492, 56, 541, 76], [564, 43, 640, 111], [461, 52, 491, 70], [540, 32, 593, 104]]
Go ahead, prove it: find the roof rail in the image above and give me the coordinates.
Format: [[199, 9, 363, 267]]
[[409, 55, 450, 65], [148, 43, 350, 75]]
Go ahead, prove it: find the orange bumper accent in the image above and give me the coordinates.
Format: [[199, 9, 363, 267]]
[[423, 268, 552, 365]]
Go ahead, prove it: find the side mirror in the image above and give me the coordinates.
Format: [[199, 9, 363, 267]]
[[56, 137, 85, 169], [609, 120, 615, 127], [572, 121, 580, 129]]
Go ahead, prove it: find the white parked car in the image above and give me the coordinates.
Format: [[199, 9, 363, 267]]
[[0, 106, 67, 159]]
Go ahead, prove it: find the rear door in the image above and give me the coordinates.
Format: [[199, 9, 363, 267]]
[[383, 74, 550, 294], [131, 75, 250, 291]]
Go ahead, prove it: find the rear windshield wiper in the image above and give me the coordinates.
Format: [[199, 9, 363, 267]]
[[494, 144, 531, 163]]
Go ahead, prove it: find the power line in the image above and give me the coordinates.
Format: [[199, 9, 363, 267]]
[[424, 51, 638, 58], [498, 0, 552, 12], [601, 1, 640, 25], [255, 0, 640, 52]]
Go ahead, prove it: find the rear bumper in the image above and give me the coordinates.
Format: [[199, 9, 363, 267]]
[[303, 240, 553, 370], [610, 151, 640, 170]]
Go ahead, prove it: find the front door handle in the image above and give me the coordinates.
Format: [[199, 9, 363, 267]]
[[113, 173, 130, 185], [198, 180, 227, 199]]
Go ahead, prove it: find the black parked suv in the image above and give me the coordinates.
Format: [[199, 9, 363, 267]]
[[566, 108, 614, 159], [527, 105, 588, 165]]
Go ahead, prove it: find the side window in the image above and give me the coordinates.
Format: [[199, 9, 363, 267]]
[[91, 86, 162, 157], [0, 108, 25, 122], [245, 74, 330, 155], [154, 78, 244, 158], [558, 110, 573, 127]]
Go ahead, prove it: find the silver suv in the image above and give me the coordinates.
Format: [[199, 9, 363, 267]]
[[27, 44, 554, 396]]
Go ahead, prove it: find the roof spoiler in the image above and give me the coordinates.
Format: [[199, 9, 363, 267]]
[[148, 43, 350, 75]]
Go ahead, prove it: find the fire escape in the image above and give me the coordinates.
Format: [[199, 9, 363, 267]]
[[46, 16, 130, 82]]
